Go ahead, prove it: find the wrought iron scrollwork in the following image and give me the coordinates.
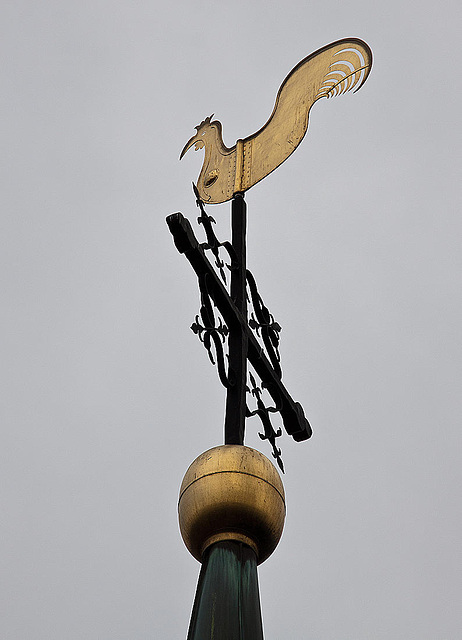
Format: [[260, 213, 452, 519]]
[[191, 273, 230, 388], [246, 270, 282, 379], [167, 185, 312, 466], [246, 372, 284, 473], [193, 183, 236, 284], [189, 185, 236, 389]]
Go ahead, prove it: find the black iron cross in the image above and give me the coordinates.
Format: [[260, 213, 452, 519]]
[[167, 189, 311, 471]]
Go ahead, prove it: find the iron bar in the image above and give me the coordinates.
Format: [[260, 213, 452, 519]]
[[224, 193, 247, 444]]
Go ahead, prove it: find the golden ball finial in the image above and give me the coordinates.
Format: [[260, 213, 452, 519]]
[[178, 445, 285, 564]]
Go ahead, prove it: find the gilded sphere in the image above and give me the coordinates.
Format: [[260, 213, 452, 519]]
[[178, 445, 285, 564]]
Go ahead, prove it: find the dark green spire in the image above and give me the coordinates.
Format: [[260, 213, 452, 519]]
[[187, 541, 264, 640]]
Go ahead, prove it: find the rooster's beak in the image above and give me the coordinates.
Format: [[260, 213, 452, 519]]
[[180, 134, 203, 160]]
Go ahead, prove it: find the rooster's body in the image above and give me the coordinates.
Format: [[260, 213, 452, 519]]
[[180, 39, 372, 204]]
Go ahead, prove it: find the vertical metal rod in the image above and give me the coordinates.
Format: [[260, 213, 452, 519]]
[[224, 193, 247, 444]]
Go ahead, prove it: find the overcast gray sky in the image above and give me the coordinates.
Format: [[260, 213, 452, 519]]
[[2, 1, 461, 638]]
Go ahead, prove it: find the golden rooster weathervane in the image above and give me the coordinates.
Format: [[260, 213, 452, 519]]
[[168, 37, 373, 640], [180, 38, 372, 204]]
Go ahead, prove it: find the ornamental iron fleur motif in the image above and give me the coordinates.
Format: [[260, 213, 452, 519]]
[[246, 371, 284, 473], [167, 189, 312, 468], [179, 189, 295, 468]]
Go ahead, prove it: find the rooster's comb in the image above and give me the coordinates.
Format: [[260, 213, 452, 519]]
[[195, 114, 214, 131]]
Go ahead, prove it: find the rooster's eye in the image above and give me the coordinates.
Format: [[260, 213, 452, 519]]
[[204, 170, 218, 188]]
